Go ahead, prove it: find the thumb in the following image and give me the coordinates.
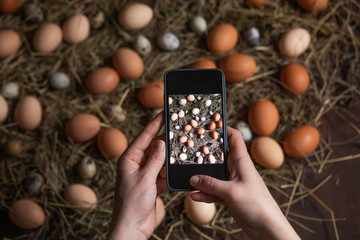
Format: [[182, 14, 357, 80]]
[[190, 175, 229, 198], [143, 140, 166, 178]]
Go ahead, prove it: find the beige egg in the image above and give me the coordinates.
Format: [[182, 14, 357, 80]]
[[14, 96, 42, 131], [64, 184, 97, 211], [66, 113, 100, 142], [33, 23, 62, 52], [9, 199, 45, 229], [78, 157, 96, 180], [0, 95, 8, 123], [118, 3, 153, 31], [278, 28, 310, 57], [62, 14, 90, 44], [86, 67, 120, 95], [0, 30, 21, 58], [184, 193, 216, 225], [97, 128, 128, 158], [113, 47, 144, 80], [138, 80, 164, 108], [155, 197, 165, 228], [251, 137, 284, 169]]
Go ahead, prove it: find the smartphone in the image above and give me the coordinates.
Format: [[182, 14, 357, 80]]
[[164, 69, 228, 191]]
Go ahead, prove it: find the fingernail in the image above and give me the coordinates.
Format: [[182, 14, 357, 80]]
[[190, 176, 199, 186], [156, 140, 165, 151]]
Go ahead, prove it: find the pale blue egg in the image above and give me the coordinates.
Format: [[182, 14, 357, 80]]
[[157, 32, 180, 51]]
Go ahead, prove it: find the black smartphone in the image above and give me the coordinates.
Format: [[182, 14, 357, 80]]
[[164, 69, 228, 191]]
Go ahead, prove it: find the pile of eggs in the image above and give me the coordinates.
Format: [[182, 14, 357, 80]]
[[0, 0, 330, 233]]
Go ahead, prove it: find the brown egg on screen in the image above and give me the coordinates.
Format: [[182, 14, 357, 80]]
[[66, 113, 100, 142], [155, 197, 165, 229], [14, 96, 42, 131], [0, 30, 21, 58], [245, 0, 269, 7], [184, 192, 216, 225], [113, 47, 144, 80], [86, 67, 120, 95], [207, 23, 238, 54], [190, 59, 217, 69], [248, 99, 279, 136], [62, 14, 90, 44], [138, 80, 164, 108], [33, 23, 62, 53], [64, 184, 97, 211], [278, 28, 310, 57], [0, 0, 19, 13], [0, 95, 8, 123], [296, 0, 328, 11], [280, 62, 309, 95], [219, 53, 256, 83], [9, 199, 45, 229], [283, 125, 320, 159], [97, 128, 128, 158], [251, 137, 284, 169], [118, 3, 153, 31]]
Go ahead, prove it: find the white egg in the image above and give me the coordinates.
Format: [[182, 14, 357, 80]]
[[175, 125, 180, 130], [50, 72, 70, 89], [171, 113, 178, 121], [197, 96, 201, 100], [110, 105, 126, 122], [209, 155, 216, 164], [190, 16, 207, 34], [189, 133, 193, 137], [170, 157, 175, 164], [201, 116, 206, 122], [195, 116, 200, 121], [157, 32, 180, 51], [169, 131, 174, 140], [168, 97, 173, 104], [1, 82, 20, 99], [78, 157, 97, 180], [197, 156, 203, 164], [220, 138, 224, 143], [133, 35, 151, 56], [200, 135, 204, 139], [179, 153, 187, 161], [236, 121, 253, 142], [196, 152, 201, 157], [205, 100, 212, 106], [209, 111, 213, 115], [192, 108, 200, 115], [179, 99, 187, 105], [212, 94, 219, 96], [187, 94, 195, 101], [178, 110, 185, 118]]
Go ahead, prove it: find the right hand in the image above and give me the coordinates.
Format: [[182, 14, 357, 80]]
[[190, 127, 300, 240]]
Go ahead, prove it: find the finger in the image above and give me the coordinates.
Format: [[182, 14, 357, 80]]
[[156, 178, 168, 194], [190, 175, 229, 199], [144, 134, 166, 159], [143, 140, 166, 178], [190, 191, 223, 203], [227, 127, 248, 157]]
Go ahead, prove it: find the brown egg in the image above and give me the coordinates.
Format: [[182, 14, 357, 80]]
[[138, 80, 164, 108], [184, 193, 216, 225], [97, 128, 128, 158], [219, 53, 256, 83], [251, 137, 284, 168], [208, 122, 216, 130], [216, 121, 223, 128], [197, 128, 205, 135], [32, 23, 62, 53], [62, 14, 90, 44], [66, 113, 100, 142], [297, 0, 328, 11], [184, 124, 192, 132], [65, 184, 97, 211], [14, 96, 42, 131], [245, 0, 269, 7], [211, 131, 218, 139], [202, 146, 209, 154], [248, 99, 279, 136], [155, 197, 165, 229], [283, 126, 320, 159], [280, 62, 310, 95], [187, 139, 194, 148], [278, 28, 310, 57], [207, 24, 238, 54], [113, 47, 144, 80], [5, 140, 22, 156], [0, 95, 8, 123], [9, 199, 45, 229], [214, 113, 221, 121], [86, 67, 120, 95], [0, 30, 21, 58], [190, 59, 217, 69], [0, 0, 19, 13]]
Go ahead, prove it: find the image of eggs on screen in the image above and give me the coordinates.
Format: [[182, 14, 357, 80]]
[[168, 94, 224, 165]]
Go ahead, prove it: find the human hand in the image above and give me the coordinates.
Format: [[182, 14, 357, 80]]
[[108, 112, 167, 240], [190, 127, 300, 240]]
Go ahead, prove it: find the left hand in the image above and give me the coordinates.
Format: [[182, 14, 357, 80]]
[[108, 112, 167, 240]]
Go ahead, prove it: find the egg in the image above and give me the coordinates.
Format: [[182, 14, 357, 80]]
[[64, 184, 97, 211], [197, 128, 205, 135], [5, 139, 22, 156], [138, 80, 164, 108], [190, 16, 207, 34], [179, 153, 187, 160], [14, 96, 42, 131], [187, 139, 194, 148], [22, 3, 43, 23], [157, 32, 180, 51], [78, 157, 97, 180], [278, 28, 310, 57], [248, 99, 279, 136], [66, 113, 100, 142], [118, 3, 153, 31], [251, 137, 284, 168], [62, 14, 90, 44], [219, 53, 256, 83], [0, 0, 18, 13], [207, 24, 238, 54], [184, 193, 216, 225], [245, 0, 269, 7], [192, 108, 200, 115], [97, 128, 128, 158], [216, 121, 223, 128], [1, 82, 19, 99], [202, 146, 209, 154], [9, 199, 45, 229], [86, 67, 120, 95], [297, 0, 328, 11], [171, 113, 178, 121], [214, 113, 221, 121], [113, 47, 144, 80], [110, 105, 127, 122], [235, 121, 253, 142], [24, 173, 43, 195], [0, 30, 21, 58], [155, 197, 166, 228], [133, 35, 152, 56], [190, 59, 217, 69], [280, 62, 310, 95], [283, 126, 320, 159], [179, 136, 188, 143], [50, 72, 70, 89], [208, 122, 216, 130], [0, 95, 8, 123], [33, 23, 62, 53], [190, 120, 198, 128], [211, 131, 218, 139], [88, 9, 105, 29], [246, 27, 260, 45]]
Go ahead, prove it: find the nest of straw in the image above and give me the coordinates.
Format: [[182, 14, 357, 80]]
[[1, 0, 359, 239]]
